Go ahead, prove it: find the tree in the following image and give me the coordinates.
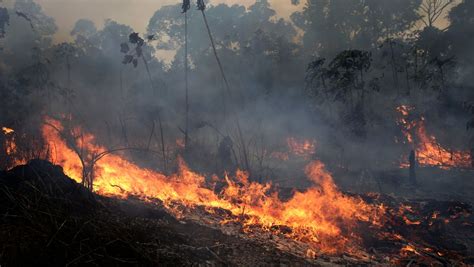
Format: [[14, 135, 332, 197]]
[[419, 0, 454, 28], [306, 50, 377, 138], [14, 0, 57, 36], [446, 0, 474, 68], [292, 0, 422, 57], [0, 6, 8, 39]]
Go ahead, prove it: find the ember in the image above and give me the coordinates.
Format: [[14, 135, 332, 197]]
[[286, 137, 316, 158], [2, 127, 17, 155], [2, 127, 14, 135]]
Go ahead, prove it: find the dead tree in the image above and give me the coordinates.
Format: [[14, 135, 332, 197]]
[[217, 136, 234, 174], [183, 0, 190, 152], [420, 0, 454, 28], [45, 120, 164, 191], [198, 0, 251, 173]]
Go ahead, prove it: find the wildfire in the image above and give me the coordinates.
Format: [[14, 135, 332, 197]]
[[1, 126, 28, 169], [2, 126, 18, 156], [175, 138, 185, 149], [40, 117, 386, 254], [397, 105, 471, 169], [2, 127, 14, 135], [2, 127, 17, 155], [400, 244, 420, 256], [286, 137, 316, 158], [398, 204, 422, 225]]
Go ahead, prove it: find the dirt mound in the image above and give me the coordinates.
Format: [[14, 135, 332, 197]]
[[1, 160, 97, 214], [0, 160, 164, 266]]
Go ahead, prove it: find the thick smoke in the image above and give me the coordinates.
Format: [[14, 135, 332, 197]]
[[0, 0, 473, 194]]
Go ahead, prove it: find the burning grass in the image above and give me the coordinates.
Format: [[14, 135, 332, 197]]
[[1, 117, 473, 265], [41, 117, 386, 254], [1, 160, 472, 266], [397, 105, 472, 170], [0, 160, 309, 266]]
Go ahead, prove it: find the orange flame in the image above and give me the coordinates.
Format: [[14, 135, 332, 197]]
[[38, 117, 387, 254], [2, 127, 14, 135], [175, 138, 185, 149], [2, 126, 28, 168], [2, 127, 17, 156], [397, 106, 471, 169], [400, 244, 420, 256], [286, 137, 316, 158], [4, 137, 17, 156]]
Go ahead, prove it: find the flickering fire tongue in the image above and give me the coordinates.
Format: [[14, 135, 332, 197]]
[[397, 105, 471, 169], [286, 137, 316, 158], [41, 117, 385, 254], [1, 126, 27, 167], [1, 127, 14, 135], [2, 127, 16, 155]]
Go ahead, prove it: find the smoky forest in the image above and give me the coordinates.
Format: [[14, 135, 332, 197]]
[[0, 0, 473, 265]]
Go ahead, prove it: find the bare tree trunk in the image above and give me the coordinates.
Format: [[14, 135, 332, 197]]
[[147, 120, 155, 151], [156, 114, 167, 175], [405, 64, 411, 95], [119, 115, 129, 147], [184, 11, 190, 152], [389, 39, 399, 95], [200, 9, 250, 172]]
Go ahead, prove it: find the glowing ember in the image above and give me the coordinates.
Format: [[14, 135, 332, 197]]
[[286, 137, 316, 158], [1, 126, 28, 168], [2, 127, 17, 156], [41, 117, 385, 254], [175, 138, 185, 149], [400, 244, 420, 256], [2, 127, 14, 135], [397, 105, 471, 169], [398, 204, 422, 225], [270, 151, 289, 161], [4, 137, 17, 156]]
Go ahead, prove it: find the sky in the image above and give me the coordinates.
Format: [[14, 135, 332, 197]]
[[23, 0, 304, 42], [3, 0, 456, 44]]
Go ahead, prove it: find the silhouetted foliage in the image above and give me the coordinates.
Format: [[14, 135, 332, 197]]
[[0, 0, 473, 178], [0, 7, 8, 38]]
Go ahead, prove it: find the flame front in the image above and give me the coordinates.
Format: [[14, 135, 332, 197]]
[[41, 118, 385, 254], [397, 105, 471, 169]]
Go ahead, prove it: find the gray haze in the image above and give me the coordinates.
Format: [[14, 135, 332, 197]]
[[1, 0, 473, 190]]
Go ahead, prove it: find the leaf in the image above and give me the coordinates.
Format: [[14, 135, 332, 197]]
[[197, 0, 206, 11], [132, 59, 138, 68], [129, 32, 140, 44], [182, 0, 191, 13], [120, 42, 129, 53], [122, 55, 133, 64]]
